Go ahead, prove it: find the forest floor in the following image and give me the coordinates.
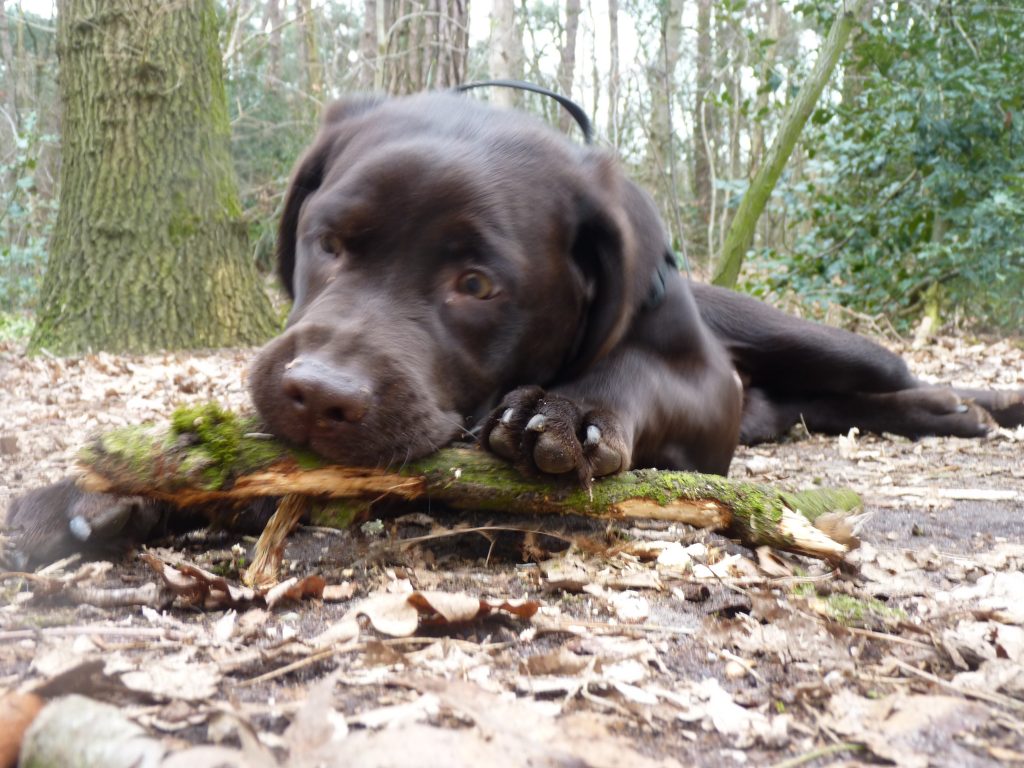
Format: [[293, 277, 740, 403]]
[[1, 335, 1023, 767]]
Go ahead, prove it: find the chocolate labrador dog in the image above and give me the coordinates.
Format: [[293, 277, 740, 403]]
[[7, 90, 1023, 562]]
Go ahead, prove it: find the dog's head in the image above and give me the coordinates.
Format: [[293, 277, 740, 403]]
[[250, 92, 663, 465]]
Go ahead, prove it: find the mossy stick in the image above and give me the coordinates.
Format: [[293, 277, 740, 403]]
[[78, 404, 861, 569]]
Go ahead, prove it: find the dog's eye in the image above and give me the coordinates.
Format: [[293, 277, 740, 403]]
[[319, 234, 344, 257], [455, 270, 495, 299]]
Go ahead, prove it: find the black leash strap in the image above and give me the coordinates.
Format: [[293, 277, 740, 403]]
[[456, 79, 593, 144]]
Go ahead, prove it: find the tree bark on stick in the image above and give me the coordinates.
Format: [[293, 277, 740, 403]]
[[77, 405, 862, 584], [712, 0, 869, 288]]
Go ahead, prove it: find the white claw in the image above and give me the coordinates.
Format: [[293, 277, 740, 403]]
[[526, 414, 547, 432], [584, 425, 601, 448], [500, 408, 515, 426], [69, 515, 92, 542]]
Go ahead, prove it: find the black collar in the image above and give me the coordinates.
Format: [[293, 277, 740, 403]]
[[456, 80, 593, 144]]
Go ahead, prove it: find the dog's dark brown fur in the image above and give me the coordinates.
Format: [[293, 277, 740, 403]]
[[7, 92, 1023, 563]]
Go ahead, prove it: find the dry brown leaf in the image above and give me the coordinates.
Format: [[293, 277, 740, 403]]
[[824, 691, 989, 768], [141, 554, 256, 608], [355, 593, 421, 636], [282, 672, 348, 765], [348, 693, 441, 730], [952, 658, 1024, 699], [115, 650, 221, 702], [0, 692, 44, 768], [407, 591, 484, 624], [140, 554, 335, 611], [352, 590, 541, 636], [161, 746, 256, 768], [18, 694, 167, 768], [524, 647, 590, 676], [322, 581, 356, 601], [265, 575, 326, 609], [539, 554, 592, 591]]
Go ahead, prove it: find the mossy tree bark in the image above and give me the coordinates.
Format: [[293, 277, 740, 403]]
[[31, 0, 277, 355]]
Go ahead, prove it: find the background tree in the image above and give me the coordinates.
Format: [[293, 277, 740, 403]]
[[297, 0, 324, 118], [488, 0, 525, 108], [372, 0, 469, 94], [31, 0, 276, 353], [713, 0, 867, 288], [690, 0, 713, 273], [555, 0, 580, 133], [641, 0, 683, 255], [2, 0, 1023, 343]]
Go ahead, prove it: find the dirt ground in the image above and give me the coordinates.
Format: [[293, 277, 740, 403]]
[[1, 335, 1023, 767]]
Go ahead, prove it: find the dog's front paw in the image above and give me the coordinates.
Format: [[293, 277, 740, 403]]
[[5, 479, 161, 565], [482, 386, 630, 483]]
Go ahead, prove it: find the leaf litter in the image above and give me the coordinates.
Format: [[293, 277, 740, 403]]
[[1, 336, 1023, 765]]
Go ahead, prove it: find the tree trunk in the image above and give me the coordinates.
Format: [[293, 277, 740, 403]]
[[435, 0, 469, 89], [644, 0, 684, 249], [606, 0, 620, 145], [748, 0, 782, 174], [297, 0, 324, 117], [0, 5, 18, 122], [712, 0, 869, 288], [720, 19, 746, 258], [556, 0, 581, 133], [379, 0, 468, 94], [487, 0, 525, 108], [32, 0, 277, 354], [841, 0, 874, 108], [261, 0, 282, 86], [692, 0, 714, 274], [357, 0, 378, 90]]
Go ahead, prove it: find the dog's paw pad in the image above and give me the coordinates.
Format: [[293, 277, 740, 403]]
[[585, 425, 625, 477], [534, 432, 577, 474], [487, 408, 521, 460]]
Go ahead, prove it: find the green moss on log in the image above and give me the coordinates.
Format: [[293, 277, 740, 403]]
[[83, 403, 291, 492]]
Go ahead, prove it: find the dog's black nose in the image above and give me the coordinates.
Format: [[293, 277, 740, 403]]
[[281, 357, 372, 425]]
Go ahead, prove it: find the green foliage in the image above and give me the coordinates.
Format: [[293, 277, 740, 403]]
[[0, 112, 58, 312], [221, 6, 362, 274], [764, 2, 1024, 331], [0, 310, 33, 341]]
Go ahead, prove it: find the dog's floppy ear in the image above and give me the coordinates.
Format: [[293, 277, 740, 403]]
[[277, 140, 329, 297], [566, 155, 652, 373], [277, 96, 384, 297]]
